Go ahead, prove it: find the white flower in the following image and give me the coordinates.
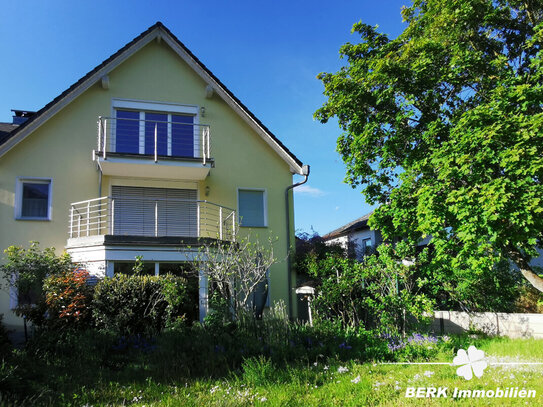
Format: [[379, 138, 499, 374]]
[[260, 397, 267, 402], [337, 366, 349, 374], [424, 370, 434, 377], [351, 375, 361, 384], [323, 365, 329, 371]]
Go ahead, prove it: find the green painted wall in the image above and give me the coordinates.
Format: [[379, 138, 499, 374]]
[[0, 40, 299, 328]]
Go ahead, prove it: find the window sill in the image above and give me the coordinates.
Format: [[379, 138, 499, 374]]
[[15, 217, 51, 221]]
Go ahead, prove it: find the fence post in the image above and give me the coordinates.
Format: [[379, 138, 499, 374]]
[[197, 202, 200, 237], [232, 211, 235, 241], [155, 200, 158, 237], [154, 122, 158, 163], [69, 206, 74, 238], [219, 206, 223, 240], [202, 128, 206, 165], [103, 119, 107, 159], [110, 198, 115, 235], [206, 127, 210, 159], [97, 117, 102, 152]]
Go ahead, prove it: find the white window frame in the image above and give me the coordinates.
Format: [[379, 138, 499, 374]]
[[111, 98, 200, 157], [237, 188, 268, 228], [14, 177, 53, 221]]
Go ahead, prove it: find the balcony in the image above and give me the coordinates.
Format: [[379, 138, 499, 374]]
[[93, 116, 212, 180], [67, 196, 236, 246]]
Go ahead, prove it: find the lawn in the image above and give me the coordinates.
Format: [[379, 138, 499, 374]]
[[4, 335, 541, 406]]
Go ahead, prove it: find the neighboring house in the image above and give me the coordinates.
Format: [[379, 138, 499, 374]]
[[324, 212, 543, 271], [0, 22, 307, 330], [322, 212, 382, 260]]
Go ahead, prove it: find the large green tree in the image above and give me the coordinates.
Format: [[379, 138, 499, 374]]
[[316, 0, 543, 293]]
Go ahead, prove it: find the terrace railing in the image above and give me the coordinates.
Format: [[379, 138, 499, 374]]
[[69, 197, 235, 241]]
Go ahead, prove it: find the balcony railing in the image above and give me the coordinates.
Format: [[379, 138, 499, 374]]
[[96, 116, 211, 165], [69, 197, 235, 241]]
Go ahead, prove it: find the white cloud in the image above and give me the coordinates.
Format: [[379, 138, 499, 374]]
[[294, 185, 326, 197]]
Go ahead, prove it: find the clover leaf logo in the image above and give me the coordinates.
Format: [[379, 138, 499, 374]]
[[453, 345, 488, 380]]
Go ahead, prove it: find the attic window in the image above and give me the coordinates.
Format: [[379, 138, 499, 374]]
[[111, 99, 200, 158]]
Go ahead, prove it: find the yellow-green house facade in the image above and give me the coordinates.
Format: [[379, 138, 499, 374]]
[[0, 23, 306, 330]]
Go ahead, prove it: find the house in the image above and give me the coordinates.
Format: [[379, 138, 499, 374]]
[[322, 212, 382, 260], [0, 22, 307, 330]]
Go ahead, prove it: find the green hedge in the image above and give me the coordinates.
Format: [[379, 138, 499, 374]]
[[92, 274, 188, 336]]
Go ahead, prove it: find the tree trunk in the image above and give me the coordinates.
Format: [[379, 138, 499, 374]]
[[510, 249, 543, 293]]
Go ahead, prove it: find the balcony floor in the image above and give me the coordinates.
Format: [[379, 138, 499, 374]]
[[66, 234, 221, 249], [95, 152, 213, 180]]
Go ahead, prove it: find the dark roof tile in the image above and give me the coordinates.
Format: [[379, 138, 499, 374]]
[[322, 211, 373, 240]]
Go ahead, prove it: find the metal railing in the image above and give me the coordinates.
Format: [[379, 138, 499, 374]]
[[69, 197, 235, 241], [96, 116, 211, 164]]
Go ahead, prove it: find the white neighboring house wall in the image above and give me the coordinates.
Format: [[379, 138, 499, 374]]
[[324, 228, 382, 260]]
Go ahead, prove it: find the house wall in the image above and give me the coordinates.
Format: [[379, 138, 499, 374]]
[[349, 229, 382, 260], [0, 40, 296, 328]]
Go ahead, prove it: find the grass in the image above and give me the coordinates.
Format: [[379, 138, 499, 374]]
[[4, 335, 541, 406]]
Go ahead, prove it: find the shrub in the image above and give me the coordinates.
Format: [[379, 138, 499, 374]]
[[0, 242, 73, 327], [43, 268, 95, 330], [0, 314, 11, 356], [308, 242, 434, 334], [92, 273, 188, 336]]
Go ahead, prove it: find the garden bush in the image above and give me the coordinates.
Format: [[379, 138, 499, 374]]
[[43, 268, 95, 330], [0, 314, 11, 357], [0, 242, 73, 327], [307, 242, 434, 334], [92, 273, 188, 336]]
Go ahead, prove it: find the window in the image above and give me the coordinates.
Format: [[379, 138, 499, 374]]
[[111, 99, 199, 158], [111, 186, 197, 237], [15, 178, 52, 220], [238, 189, 266, 227], [361, 238, 373, 256]]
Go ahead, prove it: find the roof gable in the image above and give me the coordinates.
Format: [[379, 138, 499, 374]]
[[0, 22, 303, 173]]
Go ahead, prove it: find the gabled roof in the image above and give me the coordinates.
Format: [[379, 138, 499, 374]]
[[0, 22, 304, 174], [322, 211, 373, 240]]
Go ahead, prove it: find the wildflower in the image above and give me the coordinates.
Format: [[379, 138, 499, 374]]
[[351, 375, 361, 384], [260, 397, 267, 402], [337, 366, 349, 374], [423, 370, 434, 377]]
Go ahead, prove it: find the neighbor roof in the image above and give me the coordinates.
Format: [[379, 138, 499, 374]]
[[322, 211, 373, 240], [0, 22, 304, 173], [0, 123, 18, 145]]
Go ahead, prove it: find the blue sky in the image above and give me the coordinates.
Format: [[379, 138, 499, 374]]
[[0, 0, 408, 236]]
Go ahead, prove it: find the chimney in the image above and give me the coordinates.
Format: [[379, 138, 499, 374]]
[[12, 109, 36, 125]]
